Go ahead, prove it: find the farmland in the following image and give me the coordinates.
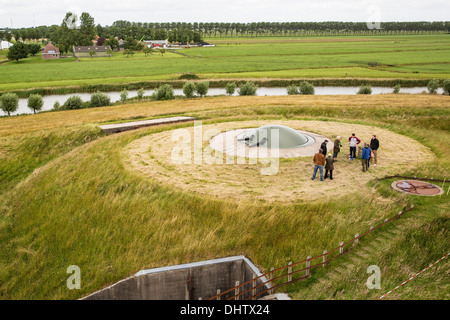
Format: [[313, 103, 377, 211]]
[[0, 35, 449, 92]]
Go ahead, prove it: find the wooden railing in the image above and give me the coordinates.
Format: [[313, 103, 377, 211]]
[[208, 203, 416, 300]]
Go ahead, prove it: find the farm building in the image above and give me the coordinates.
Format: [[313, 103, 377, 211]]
[[72, 45, 112, 58], [0, 40, 13, 50], [143, 40, 168, 48], [41, 42, 60, 59]]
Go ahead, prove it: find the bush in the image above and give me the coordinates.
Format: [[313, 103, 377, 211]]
[[123, 49, 134, 58], [27, 43, 42, 56], [90, 91, 111, 108], [179, 73, 199, 80], [27, 94, 44, 113], [225, 82, 236, 96], [82, 101, 92, 109], [53, 101, 61, 110], [120, 89, 128, 102], [137, 88, 145, 100], [182, 81, 196, 98], [299, 81, 315, 95], [287, 84, 299, 95], [238, 82, 258, 96], [63, 96, 83, 110], [427, 79, 439, 94], [152, 84, 174, 101], [443, 79, 450, 95], [7, 42, 28, 62], [357, 85, 372, 95], [196, 81, 209, 97], [0, 93, 19, 116], [393, 84, 401, 94]]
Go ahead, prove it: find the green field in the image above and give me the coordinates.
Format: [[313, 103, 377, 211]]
[[0, 35, 449, 92], [0, 94, 448, 299]]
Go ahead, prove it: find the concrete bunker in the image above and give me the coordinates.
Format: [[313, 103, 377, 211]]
[[82, 256, 271, 300], [237, 124, 315, 149]]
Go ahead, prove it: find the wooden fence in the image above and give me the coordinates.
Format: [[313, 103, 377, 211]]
[[208, 203, 416, 300]]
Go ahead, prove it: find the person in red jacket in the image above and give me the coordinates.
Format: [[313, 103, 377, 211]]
[[348, 133, 361, 160]]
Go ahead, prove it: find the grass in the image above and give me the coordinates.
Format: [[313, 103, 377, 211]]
[[289, 190, 449, 300], [0, 35, 449, 92], [0, 94, 448, 299]]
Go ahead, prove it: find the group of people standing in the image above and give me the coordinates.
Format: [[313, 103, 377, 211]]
[[312, 133, 380, 181]]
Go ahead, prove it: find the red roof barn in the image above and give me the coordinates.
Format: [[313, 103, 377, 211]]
[[42, 42, 60, 60]]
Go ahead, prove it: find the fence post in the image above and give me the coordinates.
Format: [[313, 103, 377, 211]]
[[270, 268, 274, 294], [306, 256, 311, 277], [216, 289, 221, 301], [288, 262, 293, 282], [354, 233, 359, 245], [339, 242, 344, 254], [252, 274, 256, 300], [323, 250, 327, 267], [235, 281, 240, 300]]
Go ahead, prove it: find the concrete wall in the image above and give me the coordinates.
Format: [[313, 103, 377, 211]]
[[74, 52, 109, 58], [82, 256, 270, 300]]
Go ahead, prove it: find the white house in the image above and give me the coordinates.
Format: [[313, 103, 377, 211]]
[[0, 41, 13, 50], [143, 40, 168, 48]]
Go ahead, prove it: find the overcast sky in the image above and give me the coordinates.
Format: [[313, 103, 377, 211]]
[[0, 0, 448, 28]]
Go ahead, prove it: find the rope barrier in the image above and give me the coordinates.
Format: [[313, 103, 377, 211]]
[[377, 252, 449, 300]]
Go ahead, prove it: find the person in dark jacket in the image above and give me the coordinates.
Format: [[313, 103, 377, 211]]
[[361, 143, 371, 172], [324, 153, 336, 180], [320, 140, 329, 156], [333, 136, 342, 160], [370, 135, 380, 166]]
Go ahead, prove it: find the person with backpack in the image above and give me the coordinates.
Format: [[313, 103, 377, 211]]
[[361, 143, 372, 172], [320, 139, 329, 156], [348, 133, 361, 160]]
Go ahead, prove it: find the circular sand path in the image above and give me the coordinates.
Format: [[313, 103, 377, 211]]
[[122, 120, 435, 202]]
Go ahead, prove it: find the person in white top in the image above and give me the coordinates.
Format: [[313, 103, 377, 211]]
[[348, 133, 361, 160]]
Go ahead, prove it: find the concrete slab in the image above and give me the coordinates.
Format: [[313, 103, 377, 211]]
[[99, 116, 195, 134], [209, 128, 333, 159]]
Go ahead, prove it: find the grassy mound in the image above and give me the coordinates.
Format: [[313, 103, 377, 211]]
[[0, 95, 448, 299], [123, 120, 434, 202]]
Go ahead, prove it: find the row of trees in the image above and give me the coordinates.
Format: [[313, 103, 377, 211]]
[[88, 20, 450, 40], [2, 20, 449, 44], [2, 80, 450, 116], [47, 12, 97, 55]]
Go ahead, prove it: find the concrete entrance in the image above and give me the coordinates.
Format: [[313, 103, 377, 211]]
[[81, 256, 270, 300]]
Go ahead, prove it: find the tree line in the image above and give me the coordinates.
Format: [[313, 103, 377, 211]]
[[2, 19, 449, 45]]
